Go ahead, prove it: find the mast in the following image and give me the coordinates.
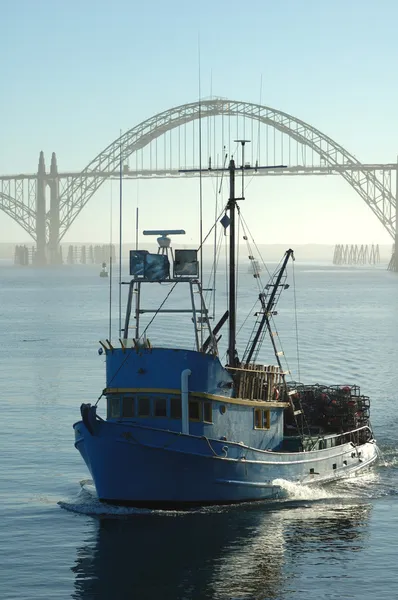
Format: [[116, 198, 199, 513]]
[[227, 157, 237, 367], [179, 140, 285, 366]]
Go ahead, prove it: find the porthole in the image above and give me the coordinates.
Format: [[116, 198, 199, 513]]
[[220, 405, 226, 415]]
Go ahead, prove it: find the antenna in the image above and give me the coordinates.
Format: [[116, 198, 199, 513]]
[[143, 229, 185, 257], [198, 33, 204, 347], [118, 130, 123, 336], [179, 147, 287, 367], [108, 181, 113, 341], [234, 139, 250, 199], [143, 229, 186, 235], [257, 74, 263, 164], [135, 180, 139, 252], [212, 153, 219, 321]]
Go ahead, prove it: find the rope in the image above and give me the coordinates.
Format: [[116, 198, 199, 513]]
[[202, 436, 228, 457]]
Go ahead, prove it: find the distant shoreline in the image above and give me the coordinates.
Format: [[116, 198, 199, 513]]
[[1, 241, 393, 262]]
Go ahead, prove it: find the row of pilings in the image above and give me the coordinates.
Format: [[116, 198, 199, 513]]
[[333, 244, 380, 265], [66, 245, 116, 265], [14, 245, 116, 266]]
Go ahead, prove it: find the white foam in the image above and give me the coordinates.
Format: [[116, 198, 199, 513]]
[[272, 478, 339, 501], [58, 482, 157, 517], [58, 481, 209, 517]]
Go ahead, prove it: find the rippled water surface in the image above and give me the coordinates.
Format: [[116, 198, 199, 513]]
[[1, 262, 397, 599]]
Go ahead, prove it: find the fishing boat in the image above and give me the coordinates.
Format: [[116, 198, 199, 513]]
[[74, 144, 378, 508]]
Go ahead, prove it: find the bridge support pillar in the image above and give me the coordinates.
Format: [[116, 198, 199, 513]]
[[35, 151, 47, 266], [388, 159, 398, 271], [395, 161, 398, 271], [49, 152, 61, 264]]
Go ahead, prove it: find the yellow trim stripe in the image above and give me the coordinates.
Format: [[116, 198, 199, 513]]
[[103, 387, 288, 409]]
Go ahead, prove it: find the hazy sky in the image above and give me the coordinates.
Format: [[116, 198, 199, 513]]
[[1, 0, 398, 246]]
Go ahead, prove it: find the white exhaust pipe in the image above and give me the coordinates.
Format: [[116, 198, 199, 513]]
[[181, 369, 191, 434]]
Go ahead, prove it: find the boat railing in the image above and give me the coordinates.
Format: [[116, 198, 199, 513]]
[[304, 425, 374, 450], [334, 424, 373, 446], [226, 363, 286, 402]]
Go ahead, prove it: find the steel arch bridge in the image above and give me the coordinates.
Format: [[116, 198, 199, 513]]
[[1, 98, 397, 264]]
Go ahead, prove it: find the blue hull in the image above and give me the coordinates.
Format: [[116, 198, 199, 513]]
[[74, 419, 378, 508]]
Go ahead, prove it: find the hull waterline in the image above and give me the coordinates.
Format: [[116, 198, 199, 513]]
[[74, 420, 378, 508]]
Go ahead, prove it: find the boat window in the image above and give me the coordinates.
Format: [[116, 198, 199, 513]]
[[154, 397, 167, 417], [254, 409, 271, 430], [189, 400, 201, 421], [263, 410, 270, 429], [108, 397, 120, 419], [203, 401, 212, 423], [254, 409, 262, 428], [122, 396, 135, 418], [138, 396, 151, 417], [170, 396, 182, 419]]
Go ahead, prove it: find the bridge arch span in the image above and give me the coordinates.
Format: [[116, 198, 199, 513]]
[[0, 192, 37, 239], [57, 99, 395, 240]]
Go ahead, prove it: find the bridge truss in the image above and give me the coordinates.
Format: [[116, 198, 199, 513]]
[[0, 99, 397, 264]]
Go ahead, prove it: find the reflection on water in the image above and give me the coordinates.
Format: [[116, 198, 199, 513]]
[[71, 501, 371, 600]]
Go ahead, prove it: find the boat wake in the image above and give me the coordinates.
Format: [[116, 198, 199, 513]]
[[58, 481, 165, 517], [58, 481, 206, 517], [273, 457, 398, 504], [272, 479, 342, 502]]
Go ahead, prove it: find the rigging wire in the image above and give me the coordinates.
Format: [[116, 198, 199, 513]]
[[239, 211, 272, 278], [204, 220, 224, 313], [292, 259, 301, 381], [197, 202, 228, 251], [108, 181, 113, 341], [212, 154, 219, 321], [235, 211, 240, 320], [256, 74, 263, 164], [118, 130, 123, 336], [140, 282, 179, 339], [236, 207, 264, 294], [198, 37, 204, 347]]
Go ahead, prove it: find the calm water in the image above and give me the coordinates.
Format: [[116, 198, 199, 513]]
[[1, 262, 397, 600]]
